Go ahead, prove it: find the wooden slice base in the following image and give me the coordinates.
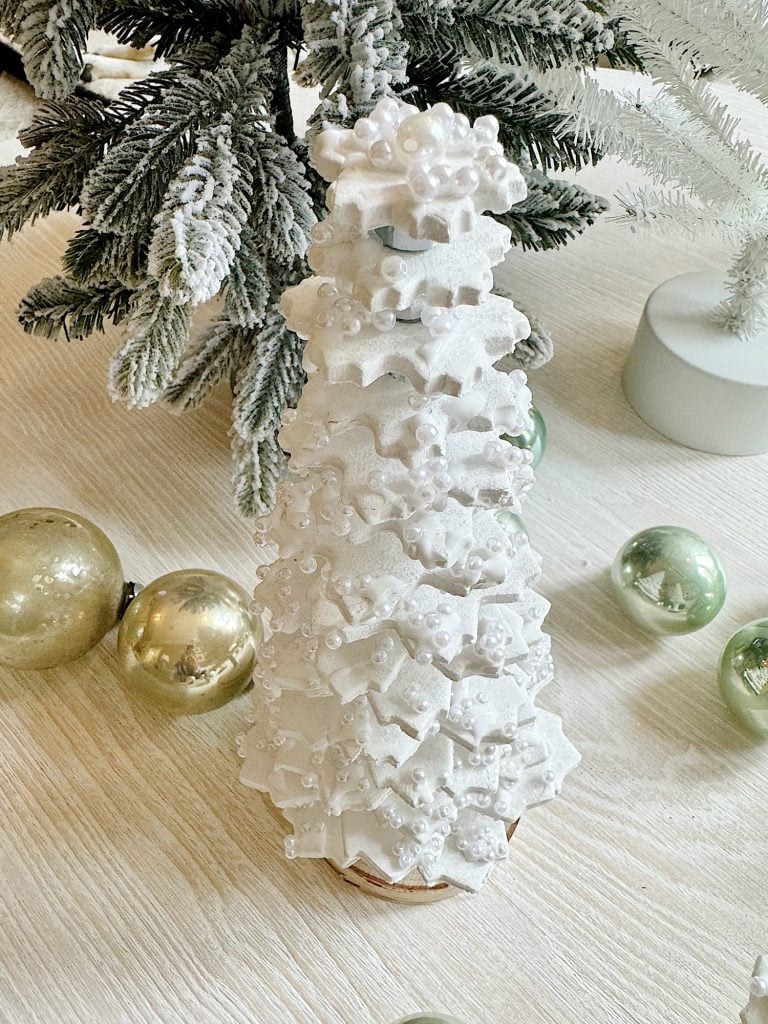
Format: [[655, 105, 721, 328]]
[[329, 820, 519, 903]]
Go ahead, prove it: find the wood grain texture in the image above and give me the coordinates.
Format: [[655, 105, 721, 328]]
[[0, 75, 766, 1024]]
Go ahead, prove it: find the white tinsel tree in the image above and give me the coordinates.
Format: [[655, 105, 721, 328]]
[[540, 0, 768, 339], [239, 98, 579, 893]]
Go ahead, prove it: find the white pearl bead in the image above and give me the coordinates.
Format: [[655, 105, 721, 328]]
[[381, 255, 408, 282], [415, 422, 438, 445], [429, 315, 453, 337], [453, 166, 479, 196], [325, 629, 343, 650], [473, 122, 498, 147], [372, 96, 401, 124], [341, 315, 361, 334], [312, 221, 333, 244], [395, 112, 447, 164], [409, 171, 440, 201], [368, 138, 394, 168], [750, 978, 768, 997], [354, 117, 379, 143], [372, 309, 396, 332], [485, 154, 509, 182], [474, 114, 499, 140], [430, 103, 454, 127]]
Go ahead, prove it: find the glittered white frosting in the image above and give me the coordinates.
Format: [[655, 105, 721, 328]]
[[239, 99, 579, 893]]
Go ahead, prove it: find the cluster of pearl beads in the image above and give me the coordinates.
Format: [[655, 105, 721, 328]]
[[368, 454, 453, 516], [484, 436, 534, 472], [445, 692, 492, 735], [403, 601, 458, 666], [345, 97, 514, 204], [474, 618, 509, 668], [420, 302, 465, 338], [314, 281, 397, 336], [448, 540, 505, 589], [525, 637, 555, 689], [455, 822, 508, 864], [392, 835, 445, 872]]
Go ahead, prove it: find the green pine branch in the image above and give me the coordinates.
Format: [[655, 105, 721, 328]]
[[5, 0, 98, 99], [499, 167, 608, 249], [98, 0, 304, 55], [298, 0, 408, 109], [400, 0, 615, 70], [63, 227, 148, 286], [231, 307, 306, 515], [19, 276, 133, 340], [109, 284, 192, 407], [225, 224, 272, 328], [0, 73, 183, 242], [166, 313, 249, 409]]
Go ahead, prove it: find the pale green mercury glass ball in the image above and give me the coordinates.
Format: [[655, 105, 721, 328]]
[[611, 526, 726, 635], [394, 1016, 467, 1024], [0, 507, 125, 669], [496, 510, 528, 537], [117, 569, 258, 714], [719, 620, 768, 737], [503, 405, 547, 468]]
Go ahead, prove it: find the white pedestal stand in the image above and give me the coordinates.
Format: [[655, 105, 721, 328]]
[[623, 271, 768, 455]]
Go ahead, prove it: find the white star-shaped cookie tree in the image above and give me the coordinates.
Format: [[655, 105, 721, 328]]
[[744, 958, 768, 1024], [239, 98, 579, 895]]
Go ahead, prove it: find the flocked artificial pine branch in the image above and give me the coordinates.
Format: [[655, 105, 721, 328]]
[[541, 0, 768, 340], [0, 1, 634, 515]]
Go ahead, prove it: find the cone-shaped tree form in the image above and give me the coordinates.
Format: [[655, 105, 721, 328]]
[[240, 99, 579, 893]]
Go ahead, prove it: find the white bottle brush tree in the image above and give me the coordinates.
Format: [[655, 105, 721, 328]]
[[0, 0, 636, 516], [239, 99, 579, 892], [543, 0, 768, 339]]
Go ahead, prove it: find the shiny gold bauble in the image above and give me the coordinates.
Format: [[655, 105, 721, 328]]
[[116, 569, 258, 714], [0, 507, 125, 669]]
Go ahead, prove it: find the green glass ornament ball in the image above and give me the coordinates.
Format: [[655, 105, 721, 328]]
[[116, 569, 258, 714], [503, 405, 547, 468], [496, 510, 528, 537], [0, 507, 125, 669], [719, 620, 768, 737], [611, 526, 726, 635]]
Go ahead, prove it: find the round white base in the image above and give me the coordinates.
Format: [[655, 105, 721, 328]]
[[623, 271, 768, 455]]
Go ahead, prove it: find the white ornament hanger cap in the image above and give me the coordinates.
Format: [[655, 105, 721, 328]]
[[743, 957, 768, 1024], [312, 98, 526, 242]]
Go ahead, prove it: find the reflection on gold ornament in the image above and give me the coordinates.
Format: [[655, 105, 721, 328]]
[[0, 507, 125, 669], [0, 507, 260, 716], [116, 569, 259, 714]]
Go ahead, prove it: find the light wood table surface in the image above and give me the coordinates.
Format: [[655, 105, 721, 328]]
[[0, 72, 765, 1024]]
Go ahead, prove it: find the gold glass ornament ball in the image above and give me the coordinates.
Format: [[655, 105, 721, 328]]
[[117, 569, 258, 714], [0, 507, 125, 669]]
